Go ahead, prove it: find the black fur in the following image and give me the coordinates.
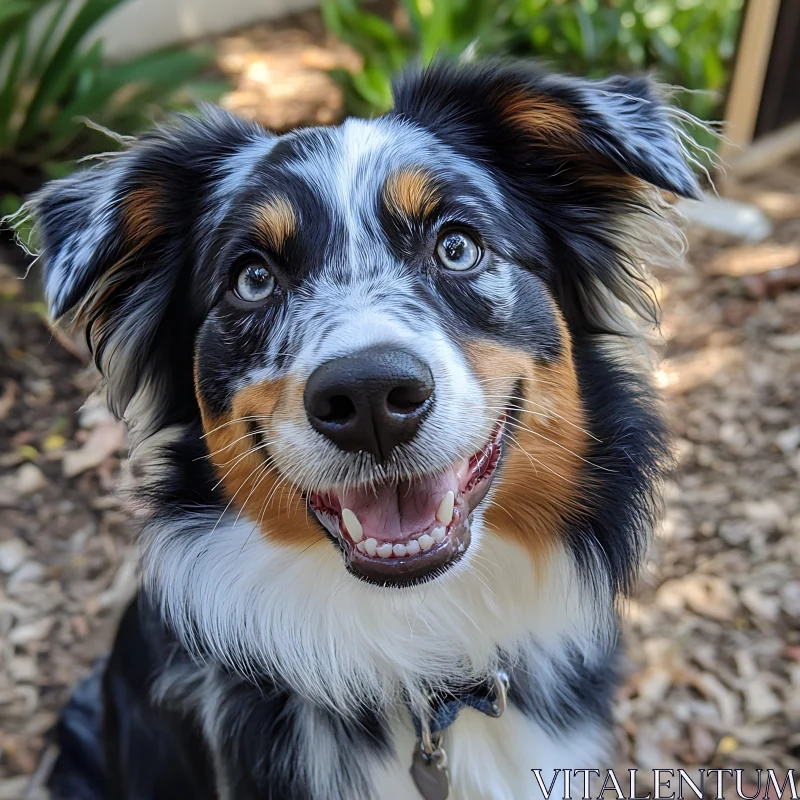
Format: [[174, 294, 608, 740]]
[[33, 110, 269, 429]]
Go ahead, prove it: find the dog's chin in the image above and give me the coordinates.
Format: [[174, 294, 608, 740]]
[[308, 417, 506, 587]]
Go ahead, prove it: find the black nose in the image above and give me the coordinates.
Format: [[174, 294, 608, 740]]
[[303, 346, 434, 461]]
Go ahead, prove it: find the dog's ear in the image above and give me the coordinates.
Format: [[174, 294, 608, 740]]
[[392, 62, 702, 332], [392, 61, 700, 200], [24, 109, 273, 431]]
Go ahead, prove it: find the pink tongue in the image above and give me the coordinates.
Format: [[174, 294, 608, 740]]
[[339, 468, 461, 542]]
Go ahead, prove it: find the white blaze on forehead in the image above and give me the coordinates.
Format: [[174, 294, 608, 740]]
[[288, 117, 429, 258], [212, 135, 278, 206], [332, 118, 397, 212], [286, 115, 509, 269]]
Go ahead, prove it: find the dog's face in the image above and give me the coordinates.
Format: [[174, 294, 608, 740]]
[[193, 115, 584, 586], [29, 63, 697, 590]]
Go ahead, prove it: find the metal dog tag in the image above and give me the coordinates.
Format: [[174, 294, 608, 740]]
[[410, 742, 449, 800]]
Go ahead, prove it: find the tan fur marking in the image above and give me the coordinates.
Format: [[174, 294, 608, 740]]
[[72, 186, 162, 327], [465, 312, 589, 558], [123, 186, 163, 247], [573, 168, 645, 192], [383, 168, 440, 220], [196, 375, 318, 547], [252, 197, 297, 251], [500, 90, 651, 191], [500, 88, 581, 146]]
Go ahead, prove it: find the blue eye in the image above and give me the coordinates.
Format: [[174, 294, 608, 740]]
[[436, 231, 481, 271], [235, 263, 275, 302]]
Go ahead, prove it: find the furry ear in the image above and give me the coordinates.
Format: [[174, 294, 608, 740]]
[[392, 61, 701, 200], [392, 62, 702, 332], [21, 109, 273, 432]]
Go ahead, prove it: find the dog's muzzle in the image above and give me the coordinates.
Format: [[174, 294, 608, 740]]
[[303, 346, 505, 586]]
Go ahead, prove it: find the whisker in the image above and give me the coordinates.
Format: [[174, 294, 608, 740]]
[[409, 587, 434, 634], [211, 441, 275, 491], [460, 555, 498, 599], [487, 497, 512, 519], [481, 393, 602, 443], [208, 452, 276, 537], [241, 464, 304, 554], [238, 461, 301, 554], [262, 467, 295, 515], [508, 441, 539, 477], [201, 430, 280, 461], [231, 458, 276, 529], [510, 441, 577, 486], [475, 375, 561, 387], [200, 415, 274, 437], [450, 600, 484, 635], [483, 409, 613, 472]]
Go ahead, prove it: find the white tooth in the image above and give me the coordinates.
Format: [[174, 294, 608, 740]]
[[418, 534, 434, 551], [364, 538, 378, 557], [342, 508, 363, 543], [431, 526, 446, 543], [406, 540, 420, 556], [377, 543, 393, 558], [436, 491, 455, 526], [392, 543, 408, 557], [356, 541, 366, 553]]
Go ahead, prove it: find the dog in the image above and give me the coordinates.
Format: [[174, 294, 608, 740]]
[[23, 60, 699, 799]]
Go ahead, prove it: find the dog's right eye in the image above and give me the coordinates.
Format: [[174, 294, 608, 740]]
[[234, 263, 276, 303]]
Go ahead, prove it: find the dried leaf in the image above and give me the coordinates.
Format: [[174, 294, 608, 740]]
[[61, 419, 126, 478]]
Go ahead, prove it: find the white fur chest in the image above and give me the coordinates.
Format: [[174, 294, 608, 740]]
[[149, 516, 617, 799]]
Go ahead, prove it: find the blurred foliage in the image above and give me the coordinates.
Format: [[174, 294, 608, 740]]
[[322, 0, 512, 115], [0, 0, 226, 216], [322, 0, 743, 123]]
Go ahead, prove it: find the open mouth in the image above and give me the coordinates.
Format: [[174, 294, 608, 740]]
[[309, 416, 506, 586]]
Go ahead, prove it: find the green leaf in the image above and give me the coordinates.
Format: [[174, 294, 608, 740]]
[[41, 159, 75, 178], [574, 7, 596, 62], [0, 1, 43, 32], [19, 0, 125, 143], [0, 193, 23, 218], [29, 0, 71, 75], [47, 47, 215, 146], [0, 27, 29, 146], [702, 48, 726, 90], [1, 0, 221, 199], [25, 39, 105, 153], [351, 66, 394, 113]]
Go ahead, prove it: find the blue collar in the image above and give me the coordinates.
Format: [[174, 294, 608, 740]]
[[412, 670, 510, 736]]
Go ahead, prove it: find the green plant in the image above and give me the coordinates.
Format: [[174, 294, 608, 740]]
[[0, 0, 225, 216], [322, 0, 743, 125], [509, 0, 743, 121], [322, 0, 512, 116]]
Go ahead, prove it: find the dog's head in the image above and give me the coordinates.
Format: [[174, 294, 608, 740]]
[[28, 62, 696, 592]]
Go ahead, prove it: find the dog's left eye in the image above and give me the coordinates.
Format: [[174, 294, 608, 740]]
[[436, 231, 481, 272], [234, 263, 276, 303]]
